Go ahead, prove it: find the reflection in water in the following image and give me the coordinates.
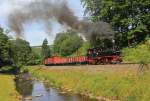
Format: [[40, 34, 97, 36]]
[[15, 73, 33, 97], [31, 81, 97, 101], [43, 81, 51, 92], [15, 74, 97, 101]]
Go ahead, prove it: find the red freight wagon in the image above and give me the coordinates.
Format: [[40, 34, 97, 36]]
[[44, 56, 88, 66]]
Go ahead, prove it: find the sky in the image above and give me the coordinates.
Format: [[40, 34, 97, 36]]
[[0, 0, 84, 46]]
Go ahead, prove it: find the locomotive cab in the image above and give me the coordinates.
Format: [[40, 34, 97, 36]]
[[87, 46, 122, 64]]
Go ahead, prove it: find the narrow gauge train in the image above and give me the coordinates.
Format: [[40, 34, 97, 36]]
[[44, 47, 122, 65]]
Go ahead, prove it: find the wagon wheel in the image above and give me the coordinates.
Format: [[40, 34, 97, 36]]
[[96, 59, 101, 65], [90, 60, 96, 65], [100, 58, 107, 65], [100, 58, 106, 65]]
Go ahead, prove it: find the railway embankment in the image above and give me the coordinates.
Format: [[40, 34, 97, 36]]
[[27, 65, 150, 101]]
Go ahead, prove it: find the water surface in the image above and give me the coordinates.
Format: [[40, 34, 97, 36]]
[[15, 74, 97, 101]]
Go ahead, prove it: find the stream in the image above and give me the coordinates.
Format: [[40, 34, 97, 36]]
[[15, 73, 97, 101]]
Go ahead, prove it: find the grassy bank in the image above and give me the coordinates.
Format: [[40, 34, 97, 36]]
[[122, 39, 150, 63], [28, 66, 150, 101], [0, 74, 20, 101]]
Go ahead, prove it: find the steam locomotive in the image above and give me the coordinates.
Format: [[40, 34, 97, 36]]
[[87, 47, 122, 64], [44, 41, 122, 65]]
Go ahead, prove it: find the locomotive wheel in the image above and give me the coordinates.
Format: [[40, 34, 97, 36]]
[[96, 60, 102, 65], [90, 59, 99, 65], [100, 58, 106, 65], [102, 58, 110, 65], [105, 58, 109, 64], [92, 60, 97, 65]]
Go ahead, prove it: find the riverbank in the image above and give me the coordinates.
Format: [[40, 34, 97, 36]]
[[0, 74, 21, 101], [28, 65, 150, 101]]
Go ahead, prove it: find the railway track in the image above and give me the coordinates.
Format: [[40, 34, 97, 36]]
[[44, 62, 140, 67]]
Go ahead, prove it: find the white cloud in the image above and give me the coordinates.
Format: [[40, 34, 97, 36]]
[[0, 1, 13, 17]]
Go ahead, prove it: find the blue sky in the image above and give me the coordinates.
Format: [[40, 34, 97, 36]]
[[0, 0, 84, 46]]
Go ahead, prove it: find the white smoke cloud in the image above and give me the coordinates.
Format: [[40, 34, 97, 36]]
[[7, 0, 114, 40]]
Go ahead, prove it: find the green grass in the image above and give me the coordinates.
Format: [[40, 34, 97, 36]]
[[122, 39, 150, 63], [0, 74, 20, 101], [28, 66, 150, 101]]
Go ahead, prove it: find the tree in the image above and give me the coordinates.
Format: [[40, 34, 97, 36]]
[[81, 0, 150, 47], [53, 33, 69, 55], [10, 39, 36, 66], [75, 41, 91, 56], [41, 38, 51, 60], [53, 30, 83, 56], [0, 27, 11, 67], [0, 27, 39, 72]]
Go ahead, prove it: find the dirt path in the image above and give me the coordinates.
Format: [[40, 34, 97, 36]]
[[32, 64, 140, 74]]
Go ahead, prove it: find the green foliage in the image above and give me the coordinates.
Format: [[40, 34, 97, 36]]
[[0, 27, 41, 72], [122, 39, 150, 64], [71, 41, 90, 56], [53, 30, 83, 57], [81, 0, 150, 47], [32, 46, 42, 56], [53, 33, 69, 54], [41, 38, 51, 60], [0, 27, 11, 67], [32, 46, 44, 65], [10, 39, 37, 66], [32, 52, 41, 65]]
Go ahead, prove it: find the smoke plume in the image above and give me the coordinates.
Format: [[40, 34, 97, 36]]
[[8, 0, 114, 39]]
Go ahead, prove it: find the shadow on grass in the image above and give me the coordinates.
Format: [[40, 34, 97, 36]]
[[0, 66, 20, 75]]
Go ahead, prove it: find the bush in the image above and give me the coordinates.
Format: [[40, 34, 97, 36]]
[[53, 30, 83, 57], [122, 39, 150, 64]]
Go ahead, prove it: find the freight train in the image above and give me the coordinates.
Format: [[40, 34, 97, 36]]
[[44, 46, 122, 65]]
